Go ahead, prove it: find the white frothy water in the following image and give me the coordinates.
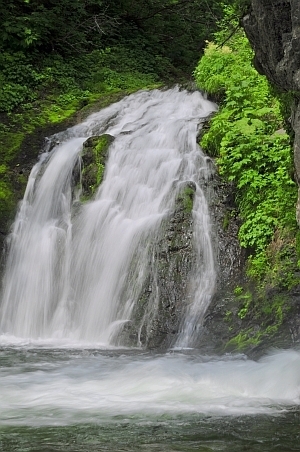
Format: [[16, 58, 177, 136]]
[[0, 348, 300, 426], [0, 87, 217, 346]]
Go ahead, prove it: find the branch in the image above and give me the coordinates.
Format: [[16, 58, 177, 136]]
[[216, 23, 240, 49]]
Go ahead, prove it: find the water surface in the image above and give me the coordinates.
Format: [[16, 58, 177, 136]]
[[0, 345, 299, 451]]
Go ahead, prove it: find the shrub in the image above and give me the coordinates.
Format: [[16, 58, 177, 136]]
[[194, 33, 298, 280]]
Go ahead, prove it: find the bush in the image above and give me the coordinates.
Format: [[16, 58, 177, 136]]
[[194, 33, 298, 280]]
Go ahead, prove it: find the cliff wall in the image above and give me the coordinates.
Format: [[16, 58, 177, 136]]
[[243, 0, 300, 222]]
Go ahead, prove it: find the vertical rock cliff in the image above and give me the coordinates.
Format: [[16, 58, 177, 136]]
[[243, 0, 300, 222]]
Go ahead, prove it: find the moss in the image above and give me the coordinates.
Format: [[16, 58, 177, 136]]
[[0, 165, 8, 175], [0, 132, 24, 164], [0, 181, 14, 207], [180, 185, 195, 213], [225, 330, 262, 351], [222, 210, 234, 231], [81, 134, 114, 200], [46, 106, 77, 124], [0, 179, 16, 234], [0, 132, 25, 233], [223, 286, 291, 353]]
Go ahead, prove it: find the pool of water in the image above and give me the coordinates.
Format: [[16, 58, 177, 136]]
[[0, 345, 300, 451]]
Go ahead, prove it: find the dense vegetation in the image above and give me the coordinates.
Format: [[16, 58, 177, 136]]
[[194, 9, 299, 348], [195, 36, 298, 280], [0, 0, 228, 113]]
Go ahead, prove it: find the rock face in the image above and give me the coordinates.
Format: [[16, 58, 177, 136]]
[[118, 168, 245, 350], [134, 182, 198, 349], [243, 0, 300, 223], [243, 0, 300, 91]]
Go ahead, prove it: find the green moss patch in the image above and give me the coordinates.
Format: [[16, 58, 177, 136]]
[[0, 132, 24, 164], [224, 285, 292, 352], [182, 186, 195, 213], [81, 134, 114, 200]]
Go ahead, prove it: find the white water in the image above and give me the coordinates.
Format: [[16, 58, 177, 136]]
[[1, 348, 300, 426], [0, 87, 217, 346]]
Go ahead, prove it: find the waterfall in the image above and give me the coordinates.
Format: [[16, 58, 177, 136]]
[[0, 87, 217, 347]]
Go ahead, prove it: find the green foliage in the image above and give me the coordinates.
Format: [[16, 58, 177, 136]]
[[0, 132, 24, 163], [225, 329, 261, 351], [0, 45, 164, 114], [194, 33, 298, 280], [0, 0, 229, 114], [236, 291, 252, 319], [261, 232, 300, 290], [104, 0, 224, 70], [0, 179, 15, 216], [0, 42, 163, 240], [224, 287, 291, 352], [0, 0, 109, 54], [181, 186, 195, 213], [0, 0, 225, 75], [233, 285, 243, 296]]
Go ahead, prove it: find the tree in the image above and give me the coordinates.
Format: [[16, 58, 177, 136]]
[[0, 0, 114, 54]]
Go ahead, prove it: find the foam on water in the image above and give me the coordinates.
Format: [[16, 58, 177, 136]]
[[0, 348, 300, 426]]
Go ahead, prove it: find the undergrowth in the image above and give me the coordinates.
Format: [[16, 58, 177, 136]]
[[194, 34, 298, 282], [193, 16, 300, 349]]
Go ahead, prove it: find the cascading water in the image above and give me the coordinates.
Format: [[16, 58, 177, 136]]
[[0, 88, 300, 450], [0, 87, 217, 346]]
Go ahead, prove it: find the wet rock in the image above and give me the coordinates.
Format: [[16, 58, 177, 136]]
[[118, 181, 197, 349], [142, 182, 198, 349], [120, 164, 245, 350], [80, 134, 114, 200], [196, 173, 247, 354]]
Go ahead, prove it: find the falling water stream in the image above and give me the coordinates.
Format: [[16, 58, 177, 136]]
[[0, 87, 216, 345], [0, 88, 299, 451]]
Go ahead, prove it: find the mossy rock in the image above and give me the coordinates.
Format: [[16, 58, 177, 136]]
[[176, 181, 196, 214], [81, 134, 114, 200]]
